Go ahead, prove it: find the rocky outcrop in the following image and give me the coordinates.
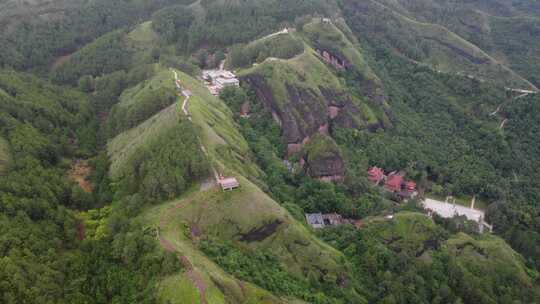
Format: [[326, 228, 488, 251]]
[[315, 48, 351, 70], [241, 74, 378, 151], [302, 134, 345, 182]]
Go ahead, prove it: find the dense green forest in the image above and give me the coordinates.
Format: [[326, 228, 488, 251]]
[[0, 71, 181, 303], [0, 0, 180, 72], [2, 0, 540, 303]]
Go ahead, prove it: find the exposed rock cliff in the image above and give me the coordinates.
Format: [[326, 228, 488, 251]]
[[301, 134, 345, 181]]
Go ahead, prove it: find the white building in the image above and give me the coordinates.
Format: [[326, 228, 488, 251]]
[[422, 198, 493, 233], [202, 69, 239, 95], [219, 177, 240, 191], [216, 77, 239, 87]]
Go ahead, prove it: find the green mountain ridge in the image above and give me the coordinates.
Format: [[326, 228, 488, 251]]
[[342, 0, 539, 90], [2, 1, 540, 303]]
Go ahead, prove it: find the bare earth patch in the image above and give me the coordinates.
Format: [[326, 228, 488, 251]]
[[69, 159, 93, 193], [239, 219, 283, 242], [51, 53, 73, 71]]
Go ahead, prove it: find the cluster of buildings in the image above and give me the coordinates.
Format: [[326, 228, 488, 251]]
[[202, 69, 239, 95], [368, 167, 418, 200]]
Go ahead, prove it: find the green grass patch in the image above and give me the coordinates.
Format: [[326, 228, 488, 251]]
[[238, 37, 389, 130], [175, 69, 264, 181], [107, 103, 181, 179], [158, 274, 201, 304], [239, 48, 343, 110], [126, 21, 161, 67], [168, 177, 346, 281], [302, 18, 379, 82], [107, 66, 177, 135], [116, 66, 173, 108], [140, 191, 288, 304], [127, 21, 159, 46]]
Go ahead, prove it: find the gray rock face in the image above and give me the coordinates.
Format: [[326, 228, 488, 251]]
[[305, 152, 345, 182], [241, 74, 380, 149]]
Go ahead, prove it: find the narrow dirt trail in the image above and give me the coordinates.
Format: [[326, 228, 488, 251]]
[[159, 201, 208, 304], [260, 28, 289, 41], [489, 104, 502, 116], [499, 118, 508, 129], [172, 69, 193, 121]]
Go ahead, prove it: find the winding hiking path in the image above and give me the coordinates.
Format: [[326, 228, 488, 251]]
[[158, 201, 208, 304], [181, 90, 192, 120], [171, 69, 192, 120], [158, 69, 223, 303], [260, 28, 289, 41], [488, 87, 538, 129], [499, 118, 508, 129], [489, 104, 502, 116]]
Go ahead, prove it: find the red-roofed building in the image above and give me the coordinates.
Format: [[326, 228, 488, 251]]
[[406, 181, 416, 191], [384, 173, 404, 192], [368, 167, 385, 185]]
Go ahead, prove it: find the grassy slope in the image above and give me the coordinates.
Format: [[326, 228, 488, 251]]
[[173, 69, 347, 277], [107, 68, 281, 303], [365, 212, 539, 291], [0, 136, 10, 176], [125, 21, 162, 66], [127, 21, 159, 46], [362, 212, 441, 253], [354, 0, 536, 89], [176, 69, 263, 181], [113, 64, 173, 109], [444, 232, 540, 298], [120, 67, 171, 105], [371, 0, 540, 89], [302, 19, 380, 85], [239, 46, 378, 125], [110, 67, 345, 303], [107, 101, 181, 179], [144, 188, 306, 304]]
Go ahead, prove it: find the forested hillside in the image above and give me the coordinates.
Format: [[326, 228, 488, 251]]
[[1, 0, 540, 303]]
